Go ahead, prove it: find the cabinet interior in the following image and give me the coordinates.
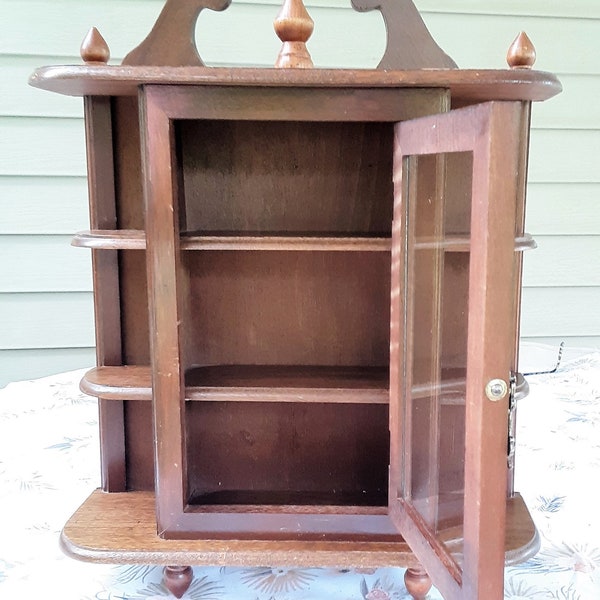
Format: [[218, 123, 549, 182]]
[[177, 119, 394, 508]]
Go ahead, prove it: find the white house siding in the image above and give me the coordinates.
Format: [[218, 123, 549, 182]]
[[1, 0, 598, 386]]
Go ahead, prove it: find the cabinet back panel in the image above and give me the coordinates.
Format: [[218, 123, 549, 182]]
[[113, 97, 145, 231], [183, 251, 391, 367], [119, 249, 153, 491], [112, 97, 150, 365], [186, 402, 389, 507], [177, 120, 394, 234], [124, 400, 155, 491], [441, 252, 470, 370]]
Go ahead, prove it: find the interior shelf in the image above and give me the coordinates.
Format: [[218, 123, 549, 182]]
[[71, 230, 536, 252], [81, 365, 390, 403], [71, 230, 392, 252]]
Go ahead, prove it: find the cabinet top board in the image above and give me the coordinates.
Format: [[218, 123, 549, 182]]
[[29, 65, 561, 103]]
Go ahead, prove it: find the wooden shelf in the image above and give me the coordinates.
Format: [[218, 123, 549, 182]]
[[72, 230, 391, 252], [72, 229, 146, 250], [80, 365, 529, 404], [72, 230, 536, 253], [60, 489, 539, 566], [81, 365, 389, 404], [81, 365, 153, 400]]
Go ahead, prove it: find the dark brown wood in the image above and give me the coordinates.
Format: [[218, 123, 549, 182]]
[[106, 96, 155, 494], [82, 96, 126, 493], [461, 102, 521, 600], [72, 78, 543, 560], [163, 566, 193, 599], [141, 84, 396, 537], [176, 117, 395, 230], [81, 365, 389, 403], [122, 0, 231, 67], [351, 0, 456, 69], [185, 400, 390, 513], [144, 85, 446, 122], [507, 102, 533, 495], [59, 490, 538, 565], [80, 27, 110, 64], [81, 365, 526, 406], [507, 32, 537, 69], [29, 66, 562, 103], [72, 230, 536, 252], [389, 102, 525, 599], [81, 366, 152, 400], [140, 85, 188, 536], [33, 2, 560, 593], [136, 83, 441, 539]]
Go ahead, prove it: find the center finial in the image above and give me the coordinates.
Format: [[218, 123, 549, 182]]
[[274, 0, 314, 68]]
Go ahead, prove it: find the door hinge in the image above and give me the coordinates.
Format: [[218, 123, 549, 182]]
[[507, 372, 517, 469]]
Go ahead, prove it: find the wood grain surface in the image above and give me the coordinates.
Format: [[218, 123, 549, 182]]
[[60, 490, 539, 566]]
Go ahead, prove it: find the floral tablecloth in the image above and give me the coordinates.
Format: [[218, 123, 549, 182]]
[[1, 350, 599, 599]]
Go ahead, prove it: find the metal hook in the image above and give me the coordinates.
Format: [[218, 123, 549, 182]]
[[523, 341, 565, 376]]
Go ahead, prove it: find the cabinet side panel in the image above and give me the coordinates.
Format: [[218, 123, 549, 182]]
[[508, 102, 532, 495], [84, 96, 126, 492], [112, 96, 154, 492]]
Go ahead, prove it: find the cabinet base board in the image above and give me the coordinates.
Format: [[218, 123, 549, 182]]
[[60, 490, 539, 568]]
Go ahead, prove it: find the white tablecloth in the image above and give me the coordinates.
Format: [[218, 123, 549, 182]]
[[1, 352, 600, 599]]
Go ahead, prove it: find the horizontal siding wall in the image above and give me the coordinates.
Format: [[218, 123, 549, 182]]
[[0, 349, 97, 386], [1, 0, 598, 386]]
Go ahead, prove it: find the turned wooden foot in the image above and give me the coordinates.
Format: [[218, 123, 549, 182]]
[[163, 565, 193, 598], [404, 565, 432, 600]]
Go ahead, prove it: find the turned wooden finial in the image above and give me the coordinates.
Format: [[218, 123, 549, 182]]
[[274, 0, 314, 68], [507, 31, 536, 69], [404, 566, 433, 600], [163, 566, 193, 599], [81, 27, 110, 64]]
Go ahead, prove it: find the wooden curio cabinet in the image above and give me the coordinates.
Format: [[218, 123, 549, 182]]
[[30, 1, 560, 599]]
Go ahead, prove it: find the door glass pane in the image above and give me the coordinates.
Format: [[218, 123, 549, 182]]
[[404, 152, 473, 550]]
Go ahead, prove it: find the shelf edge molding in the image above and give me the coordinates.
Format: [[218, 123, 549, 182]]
[[72, 231, 537, 252]]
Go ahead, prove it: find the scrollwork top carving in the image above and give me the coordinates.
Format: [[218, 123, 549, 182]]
[[120, 0, 456, 70], [351, 0, 457, 70], [122, 0, 231, 67]]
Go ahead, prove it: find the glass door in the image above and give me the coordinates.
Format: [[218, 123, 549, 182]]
[[389, 101, 524, 599]]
